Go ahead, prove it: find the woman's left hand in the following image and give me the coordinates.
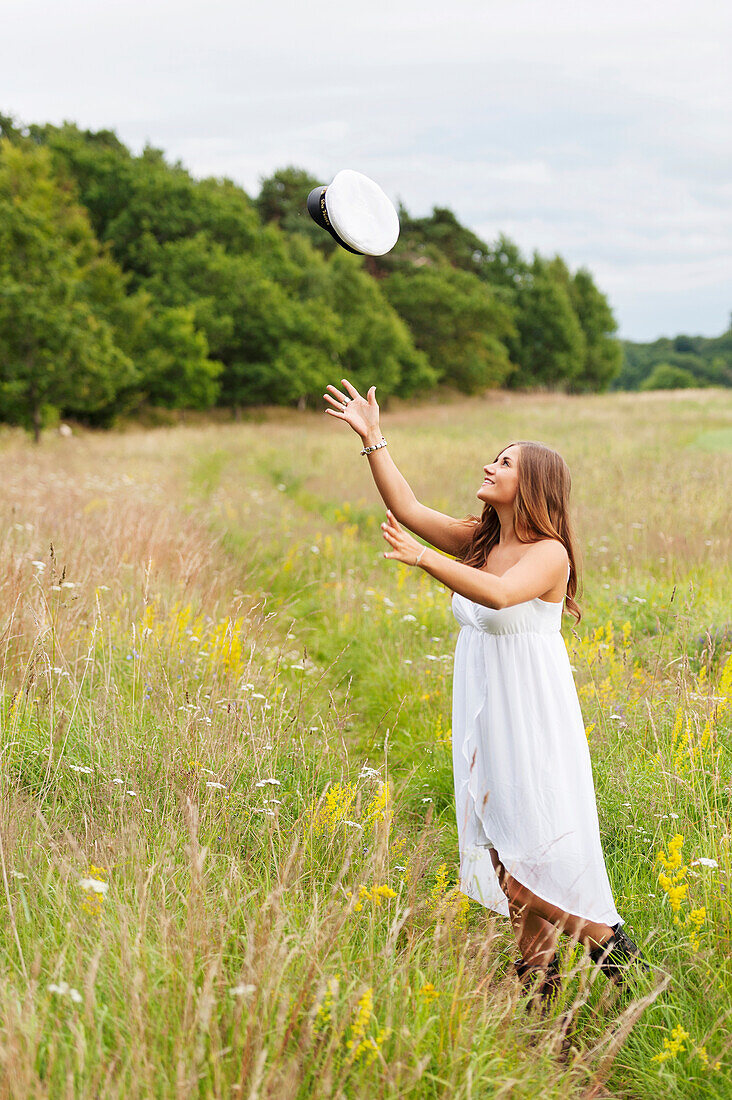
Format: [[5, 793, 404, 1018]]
[[381, 510, 425, 566]]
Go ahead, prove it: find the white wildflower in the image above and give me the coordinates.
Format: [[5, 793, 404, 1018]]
[[48, 980, 82, 1003], [691, 858, 718, 868], [401, 614, 417, 622], [69, 764, 93, 774], [206, 781, 226, 790], [230, 983, 256, 996], [79, 878, 108, 895]]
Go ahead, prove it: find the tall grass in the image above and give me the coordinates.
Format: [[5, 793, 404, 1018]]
[[0, 388, 730, 1097]]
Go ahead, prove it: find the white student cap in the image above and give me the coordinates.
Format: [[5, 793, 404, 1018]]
[[306, 169, 400, 256]]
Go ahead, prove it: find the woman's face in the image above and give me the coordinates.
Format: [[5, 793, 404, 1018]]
[[477, 444, 520, 507]]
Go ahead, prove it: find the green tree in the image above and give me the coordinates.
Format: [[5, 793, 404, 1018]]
[[142, 231, 343, 408], [569, 268, 622, 391], [616, 330, 732, 391], [479, 233, 530, 293], [384, 264, 516, 392], [32, 124, 262, 278], [322, 252, 437, 398], [508, 256, 586, 389], [255, 166, 328, 251], [394, 206, 491, 274], [639, 363, 699, 390], [71, 244, 222, 418], [132, 305, 221, 409], [0, 139, 136, 440]]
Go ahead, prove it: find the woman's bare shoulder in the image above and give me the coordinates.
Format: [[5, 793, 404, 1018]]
[[523, 538, 569, 566]]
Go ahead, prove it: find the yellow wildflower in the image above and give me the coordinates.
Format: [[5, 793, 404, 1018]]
[[655, 835, 691, 923], [363, 781, 391, 834], [313, 974, 340, 1035], [306, 782, 358, 834], [349, 883, 397, 913], [344, 987, 391, 1067], [79, 864, 108, 923], [651, 1023, 690, 1064], [419, 982, 439, 1004]]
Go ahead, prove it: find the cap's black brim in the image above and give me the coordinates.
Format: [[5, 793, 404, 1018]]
[[306, 185, 363, 255], [307, 186, 329, 230]]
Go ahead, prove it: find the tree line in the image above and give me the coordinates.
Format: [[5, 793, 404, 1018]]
[[2, 116, 635, 439], [616, 330, 732, 391]]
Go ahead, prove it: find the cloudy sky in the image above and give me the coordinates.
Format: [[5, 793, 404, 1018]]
[[3, 0, 730, 340]]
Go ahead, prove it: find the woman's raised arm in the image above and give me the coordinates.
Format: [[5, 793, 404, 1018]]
[[324, 378, 476, 558]]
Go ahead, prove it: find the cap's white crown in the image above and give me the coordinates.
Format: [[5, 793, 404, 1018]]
[[325, 169, 400, 256]]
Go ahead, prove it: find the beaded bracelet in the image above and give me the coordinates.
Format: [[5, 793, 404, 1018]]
[[360, 436, 388, 456]]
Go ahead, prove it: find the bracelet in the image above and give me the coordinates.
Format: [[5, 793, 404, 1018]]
[[414, 546, 427, 566], [361, 436, 387, 456]]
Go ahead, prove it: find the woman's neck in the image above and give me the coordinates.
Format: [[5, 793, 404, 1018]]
[[496, 508, 519, 546]]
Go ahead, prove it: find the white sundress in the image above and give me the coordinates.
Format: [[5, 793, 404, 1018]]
[[450, 567, 624, 929]]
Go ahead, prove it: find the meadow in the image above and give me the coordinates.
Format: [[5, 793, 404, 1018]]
[[0, 387, 730, 1098]]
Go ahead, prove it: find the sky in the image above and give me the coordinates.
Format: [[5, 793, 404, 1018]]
[[3, 0, 731, 341]]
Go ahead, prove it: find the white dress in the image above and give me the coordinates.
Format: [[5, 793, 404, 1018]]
[[450, 568, 624, 929]]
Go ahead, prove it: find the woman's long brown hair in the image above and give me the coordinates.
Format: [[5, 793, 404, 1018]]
[[458, 441, 582, 623]]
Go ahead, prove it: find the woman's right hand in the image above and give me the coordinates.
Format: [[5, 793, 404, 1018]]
[[323, 378, 381, 441]]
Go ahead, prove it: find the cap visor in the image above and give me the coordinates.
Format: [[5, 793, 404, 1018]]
[[307, 186, 329, 230]]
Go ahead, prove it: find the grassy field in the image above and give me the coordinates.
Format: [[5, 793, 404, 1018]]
[[0, 388, 730, 1098]]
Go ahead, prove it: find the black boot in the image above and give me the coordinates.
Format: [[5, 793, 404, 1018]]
[[514, 954, 562, 1014], [588, 922, 651, 984]]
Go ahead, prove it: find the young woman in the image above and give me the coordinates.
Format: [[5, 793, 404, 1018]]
[[324, 378, 649, 1010]]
